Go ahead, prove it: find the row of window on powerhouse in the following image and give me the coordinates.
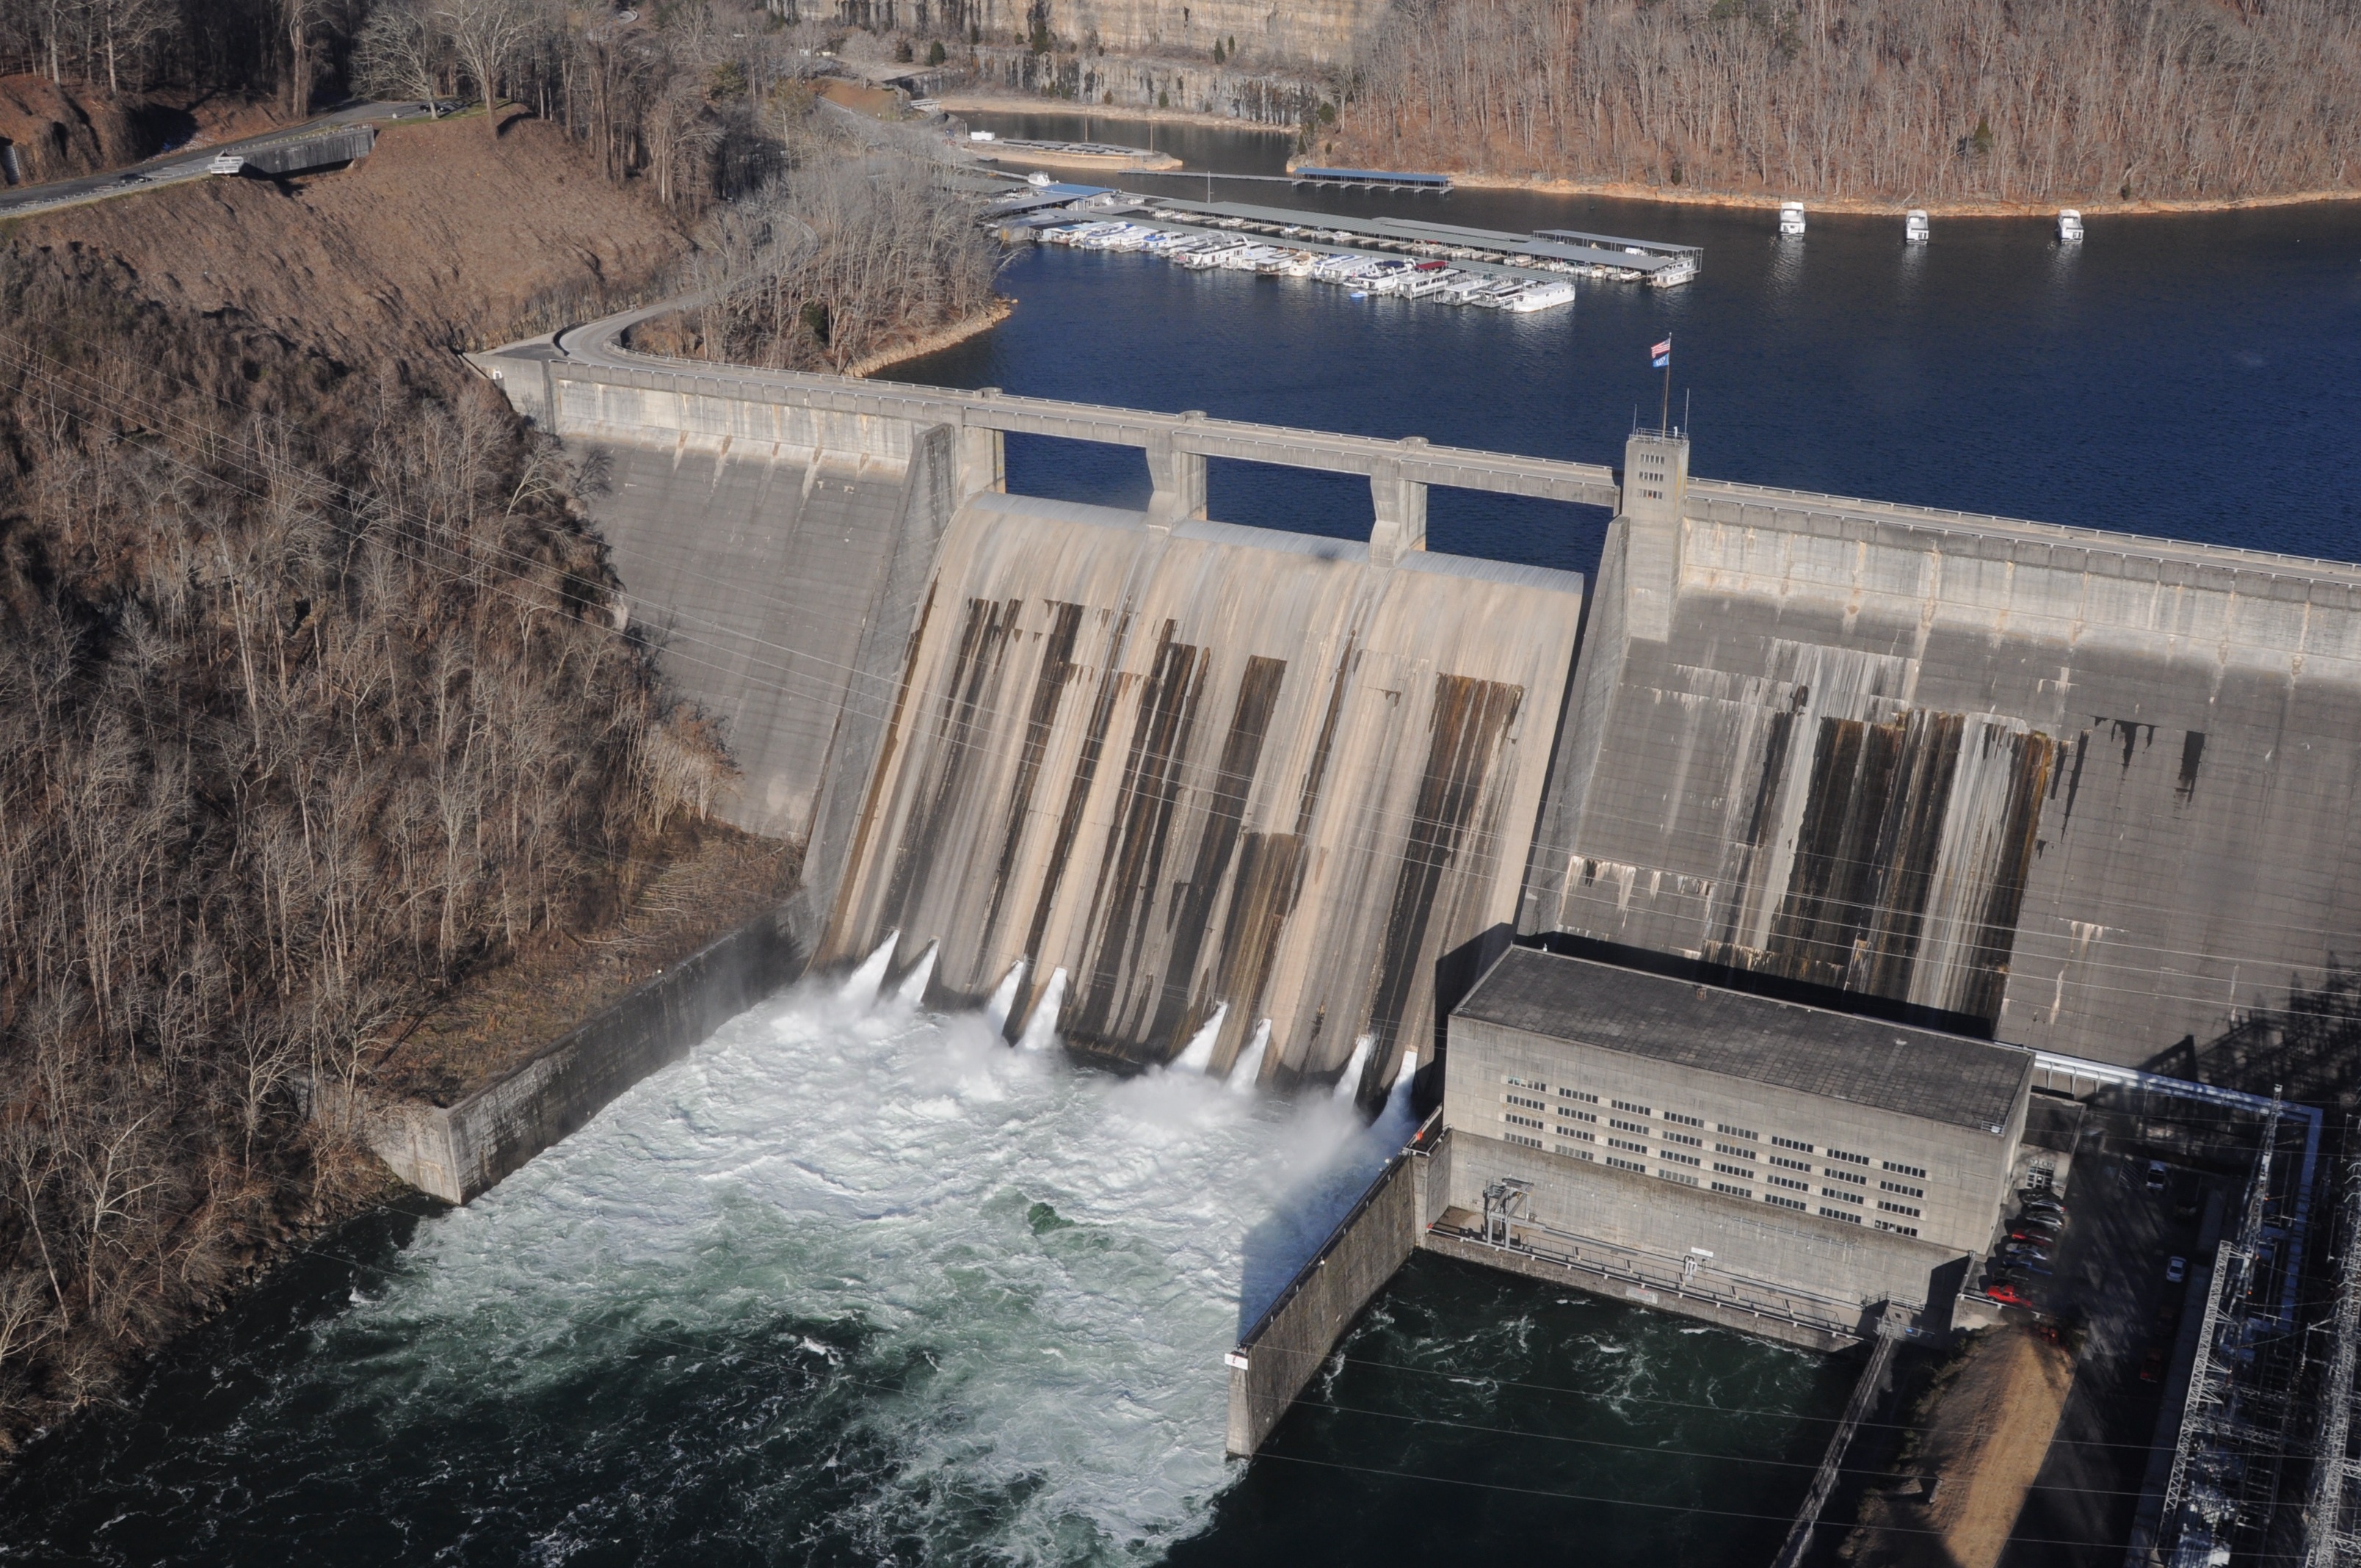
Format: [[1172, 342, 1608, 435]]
[[1500, 1078, 1927, 1238]]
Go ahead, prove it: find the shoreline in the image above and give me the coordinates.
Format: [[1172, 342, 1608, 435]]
[[934, 100, 2358, 216], [845, 297, 1013, 377], [936, 92, 1296, 137], [1334, 165, 2361, 219], [974, 147, 1183, 173]]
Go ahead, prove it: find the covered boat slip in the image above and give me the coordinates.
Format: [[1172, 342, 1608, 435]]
[[982, 184, 1701, 286]]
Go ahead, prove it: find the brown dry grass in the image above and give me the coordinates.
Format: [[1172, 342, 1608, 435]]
[[819, 79, 904, 120], [1846, 1325, 2077, 1568], [0, 73, 142, 181], [371, 823, 799, 1106], [7, 109, 689, 364]]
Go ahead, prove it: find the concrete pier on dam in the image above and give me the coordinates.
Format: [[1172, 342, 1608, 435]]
[[469, 310, 2361, 1101]]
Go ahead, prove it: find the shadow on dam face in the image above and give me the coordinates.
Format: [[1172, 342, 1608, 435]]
[[823, 491, 1585, 1095]]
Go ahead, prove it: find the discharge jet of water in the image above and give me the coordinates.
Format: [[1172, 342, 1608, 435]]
[[1332, 1035, 1374, 1103], [844, 931, 899, 1002], [1018, 968, 1067, 1052], [1226, 1020, 1271, 1093], [894, 942, 937, 1007], [984, 960, 1027, 1035], [1375, 1049, 1421, 1144], [1172, 1003, 1227, 1075]]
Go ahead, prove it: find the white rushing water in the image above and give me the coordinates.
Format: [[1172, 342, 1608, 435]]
[[1171, 1003, 1227, 1075], [329, 966, 1413, 1563]]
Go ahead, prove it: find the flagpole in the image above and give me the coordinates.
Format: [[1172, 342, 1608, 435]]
[[1661, 357, 1671, 435]]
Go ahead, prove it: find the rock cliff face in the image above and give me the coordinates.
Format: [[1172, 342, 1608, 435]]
[[1040, 0, 1382, 67], [840, 0, 1386, 70], [965, 47, 1330, 125]]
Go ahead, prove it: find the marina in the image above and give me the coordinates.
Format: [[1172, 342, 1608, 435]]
[[1030, 217, 1582, 311], [984, 186, 1704, 315]]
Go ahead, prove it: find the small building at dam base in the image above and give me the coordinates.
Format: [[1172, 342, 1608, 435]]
[[1441, 945, 2031, 1337]]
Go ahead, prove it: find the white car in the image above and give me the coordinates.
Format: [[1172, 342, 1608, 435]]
[[2166, 1255, 2188, 1284]]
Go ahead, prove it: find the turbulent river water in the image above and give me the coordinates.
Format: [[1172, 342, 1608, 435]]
[[4, 112, 2354, 1567], [0, 963, 1846, 1565]]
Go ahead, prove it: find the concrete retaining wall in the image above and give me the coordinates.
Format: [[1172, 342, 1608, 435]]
[[1440, 1128, 1951, 1333], [368, 890, 819, 1202], [1225, 1147, 1419, 1457], [1419, 1228, 1856, 1354]]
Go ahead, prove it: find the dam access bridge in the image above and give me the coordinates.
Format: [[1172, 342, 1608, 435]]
[[472, 305, 2361, 1100]]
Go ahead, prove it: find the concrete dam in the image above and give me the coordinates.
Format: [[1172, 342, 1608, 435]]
[[474, 319, 1605, 1094], [471, 316, 2361, 1092]]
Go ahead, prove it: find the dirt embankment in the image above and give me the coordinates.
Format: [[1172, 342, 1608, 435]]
[[0, 74, 147, 184], [0, 75, 291, 186], [1845, 1325, 2077, 1568], [8, 109, 691, 365], [376, 824, 799, 1106]]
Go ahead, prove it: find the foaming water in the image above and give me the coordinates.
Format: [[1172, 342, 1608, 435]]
[[1, 978, 1411, 1565], [843, 929, 899, 1001], [1333, 1035, 1374, 1101], [1172, 1003, 1227, 1075], [1226, 1020, 1271, 1093], [1019, 966, 1068, 1052], [895, 940, 938, 1005], [985, 959, 1028, 1034]]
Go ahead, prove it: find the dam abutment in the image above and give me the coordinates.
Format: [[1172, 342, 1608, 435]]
[[366, 890, 820, 1204]]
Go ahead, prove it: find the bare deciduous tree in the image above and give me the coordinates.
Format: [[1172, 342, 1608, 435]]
[[351, 0, 451, 112], [437, 0, 540, 142], [1335, 0, 2361, 204], [0, 244, 728, 1439]]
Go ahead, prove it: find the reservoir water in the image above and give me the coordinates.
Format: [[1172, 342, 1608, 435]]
[[4, 112, 2357, 1565], [941, 112, 2361, 578]]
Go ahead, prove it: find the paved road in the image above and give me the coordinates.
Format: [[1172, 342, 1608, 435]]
[[0, 100, 437, 218]]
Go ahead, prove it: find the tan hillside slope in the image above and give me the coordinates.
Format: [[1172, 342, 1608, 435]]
[[10, 110, 688, 363]]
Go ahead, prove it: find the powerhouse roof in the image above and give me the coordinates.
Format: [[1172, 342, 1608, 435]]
[[1455, 946, 2033, 1134]]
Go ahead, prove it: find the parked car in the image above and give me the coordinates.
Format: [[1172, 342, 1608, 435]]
[[2139, 1346, 2169, 1383], [2166, 1255, 2188, 1284], [1987, 1283, 2031, 1306], [2147, 1160, 2170, 1193]]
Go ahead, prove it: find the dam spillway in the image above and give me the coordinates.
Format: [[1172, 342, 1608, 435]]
[[469, 329, 1607, 1094]]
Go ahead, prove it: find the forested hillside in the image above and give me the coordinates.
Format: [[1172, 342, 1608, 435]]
[[1332, 0, 2361, 204]]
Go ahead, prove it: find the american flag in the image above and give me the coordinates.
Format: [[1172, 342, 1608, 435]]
[[1651, 337, 1672, 369]]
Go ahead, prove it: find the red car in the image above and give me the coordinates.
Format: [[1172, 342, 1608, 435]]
[[1987, 1282, 2031, 1306]]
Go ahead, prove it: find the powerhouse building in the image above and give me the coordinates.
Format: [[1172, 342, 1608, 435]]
[[1443, 947, 2036, 1329]]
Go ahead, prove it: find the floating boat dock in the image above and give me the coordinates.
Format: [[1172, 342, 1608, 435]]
[[968, 134, 1181, 173], [1136, 197, 1700, 286], [982, 185, 1700, 308], [1291, 164, 1453, 193]]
